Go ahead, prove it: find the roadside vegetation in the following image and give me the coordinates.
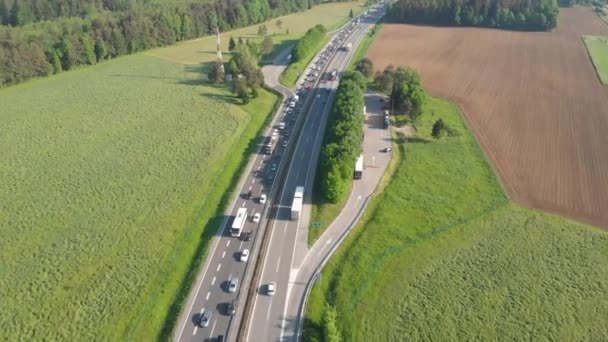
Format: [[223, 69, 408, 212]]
[[583, 35, 608, 85], [304, 93, 608, 341], [280, 24, 328, 87], [388, 0, 559, 31]]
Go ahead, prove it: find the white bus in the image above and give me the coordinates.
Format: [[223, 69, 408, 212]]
[[231, 207, 248, 237]]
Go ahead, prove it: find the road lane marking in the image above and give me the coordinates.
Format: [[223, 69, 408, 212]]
[[251, 178, 255, 184], [216, 264, 221, 272], [240, 241, 244, 249], [267, 301, 273, 321], [209, 320, 217, 340], [211, 277, 216, 285], [276, 257, 281, 273], [248, 186, 252, 191], [192, 326, 197, 335], [226, 240, 230, 247], [206, 292, 210, 301], [242, 201, 246, 207], [222, 251, 226, 259]]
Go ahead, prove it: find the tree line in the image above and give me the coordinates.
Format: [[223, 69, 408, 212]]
[[0, 0, 352, 87], [293, 24, 327, 63], [319, 71, 366, 203], [388, 0, 560, 31]]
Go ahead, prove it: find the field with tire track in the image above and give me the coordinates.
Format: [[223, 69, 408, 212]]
[[369, 7, 608, 229]]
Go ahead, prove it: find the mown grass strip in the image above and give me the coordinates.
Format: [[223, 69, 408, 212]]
[[583, 35, 608, 85]]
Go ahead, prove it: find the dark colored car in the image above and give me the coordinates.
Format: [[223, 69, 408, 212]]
[[216, 335, 224, 342], [242, 231, 252, 241], [227, 300, 236, 315]]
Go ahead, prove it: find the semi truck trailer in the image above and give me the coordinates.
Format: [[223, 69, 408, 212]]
[[290, 186, 304, 220]]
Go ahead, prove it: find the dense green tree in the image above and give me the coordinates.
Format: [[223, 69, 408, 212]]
[[233, 77, 249, 103], [48, 49, 62, 74], [389, 0, 559, 31], [208, 61, 225, 83], [355, 57, 373, 77], [349, 8, 354, 18], [80, 33, 96, 65], [228, 36, 237, 51], [9, 0, 30, 26], [275, 19, 283, 29], [57, 37, 75, 70], [0, 0, 8, 25], [94, 38, 108, 62], [432, 118, 446, 139]]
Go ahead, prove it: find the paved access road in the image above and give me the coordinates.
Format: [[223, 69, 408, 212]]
[[245, 7, 387, 342]]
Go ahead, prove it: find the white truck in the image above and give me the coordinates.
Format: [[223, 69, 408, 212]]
[[345, 42, 353, 51], [290, 186, 304, 220], [354, 154, 363, 179]]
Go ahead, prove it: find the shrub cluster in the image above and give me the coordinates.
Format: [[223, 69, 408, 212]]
[[375, 65, 426, 122], [388, 0, 560, 31], [293, 24, 327, 63], [0, 0, 320, 87], [319, 71, 366, 203]]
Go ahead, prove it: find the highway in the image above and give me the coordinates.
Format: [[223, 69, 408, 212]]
[[173, 6, 384, 342], [245, 7, 386, 342]]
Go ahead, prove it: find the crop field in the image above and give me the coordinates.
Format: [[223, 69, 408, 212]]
[[368, 7, 608, 229], [305, 96, 608, 341], [583, 35, 608, 84], [148, 1, 364, 65], [0, 54, 276, 340]]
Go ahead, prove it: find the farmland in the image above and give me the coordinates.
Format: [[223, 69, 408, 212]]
[[368, 7, 608, 229], [0, 54, 276, 340], [305, 95, 608, 341], [583, 35, 608, 85]]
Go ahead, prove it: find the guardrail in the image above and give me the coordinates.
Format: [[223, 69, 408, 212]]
[[233, 19, 360, 342]]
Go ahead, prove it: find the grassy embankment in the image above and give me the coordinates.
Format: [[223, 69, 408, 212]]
[[0, 2, 374, 340], [308, 21, 384, 245], [304, 95, 608, 341], [583, 35, 608, 85]]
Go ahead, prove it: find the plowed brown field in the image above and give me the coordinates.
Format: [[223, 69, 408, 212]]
[[369, 7, 608, 229]]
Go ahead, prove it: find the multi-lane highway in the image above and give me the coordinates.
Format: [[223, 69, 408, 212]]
[[245, 7, 386, 342], [173, 5, 384, 342]]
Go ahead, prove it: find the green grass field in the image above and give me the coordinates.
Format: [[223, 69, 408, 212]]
[[304, 96, 608, 341], [583, 35, 608, 85], [0, 54, 278, 340]]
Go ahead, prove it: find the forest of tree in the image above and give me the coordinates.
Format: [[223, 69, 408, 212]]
[[0, 0, 354, 87], [388, 0, 560, 31]]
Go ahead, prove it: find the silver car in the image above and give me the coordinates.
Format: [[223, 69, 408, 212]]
[[228, 278, 239, 293], [200, 310, 212, 327]]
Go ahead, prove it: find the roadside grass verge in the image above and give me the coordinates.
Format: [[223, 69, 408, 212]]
[[304, 95, 608, 341], [583, 35, 608, 85], [348, 22, 383, 71]]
